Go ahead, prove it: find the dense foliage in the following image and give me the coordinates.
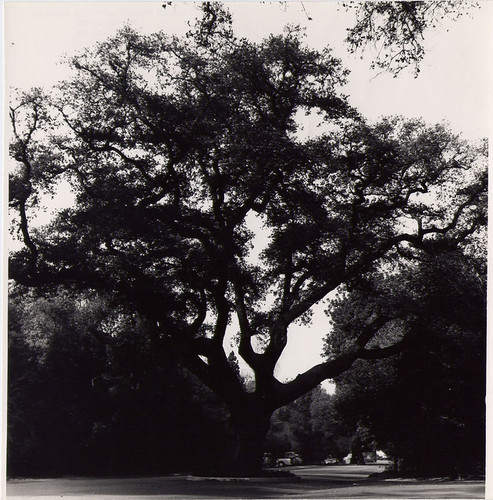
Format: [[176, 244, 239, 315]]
[[326, 247, 486, 477], [8, 288, 234, 477]]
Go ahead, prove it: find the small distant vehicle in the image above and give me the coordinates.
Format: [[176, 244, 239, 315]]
[[322, 456, 339, 465], [276, 451, 303, 467]]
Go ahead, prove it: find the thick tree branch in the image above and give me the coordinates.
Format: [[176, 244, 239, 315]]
[[211, 284, 230, 345], [273, 314, 406, 407], [234, 280, 262, 370], [275, 345, 360, 407], [186, 289, 207, 336]]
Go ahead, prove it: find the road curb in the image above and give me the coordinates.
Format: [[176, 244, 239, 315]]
[[186, 474, 301, 483]]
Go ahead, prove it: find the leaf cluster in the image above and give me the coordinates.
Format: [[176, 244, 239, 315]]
[[344, 1, 478, 76]]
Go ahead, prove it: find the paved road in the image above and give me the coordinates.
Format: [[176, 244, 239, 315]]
[[6, 464, 485, 499]]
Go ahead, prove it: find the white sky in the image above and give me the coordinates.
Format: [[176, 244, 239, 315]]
[[3, 1, 492, 386]]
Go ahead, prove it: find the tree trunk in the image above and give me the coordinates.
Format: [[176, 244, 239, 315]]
[[350, 436, 365, 465], [227, 403, 273, 476]]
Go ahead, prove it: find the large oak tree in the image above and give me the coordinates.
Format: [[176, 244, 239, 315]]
[[9, 4, 486, 473]]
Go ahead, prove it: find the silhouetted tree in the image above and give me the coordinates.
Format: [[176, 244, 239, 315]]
[[9, 4, 486, 474]]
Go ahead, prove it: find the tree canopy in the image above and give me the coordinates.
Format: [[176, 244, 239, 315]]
[[9, 4, 487, 473]]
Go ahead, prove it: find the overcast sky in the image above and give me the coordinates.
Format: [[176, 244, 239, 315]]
[[4, 1, 492, 384]]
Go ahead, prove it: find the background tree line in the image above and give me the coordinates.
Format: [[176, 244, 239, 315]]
[[8, 288, 236, 476]]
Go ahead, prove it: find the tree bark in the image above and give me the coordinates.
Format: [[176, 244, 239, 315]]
[[227, 400, 273, 476]]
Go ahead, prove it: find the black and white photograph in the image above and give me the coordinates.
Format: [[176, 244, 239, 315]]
[[3, 1, 490, 498]]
